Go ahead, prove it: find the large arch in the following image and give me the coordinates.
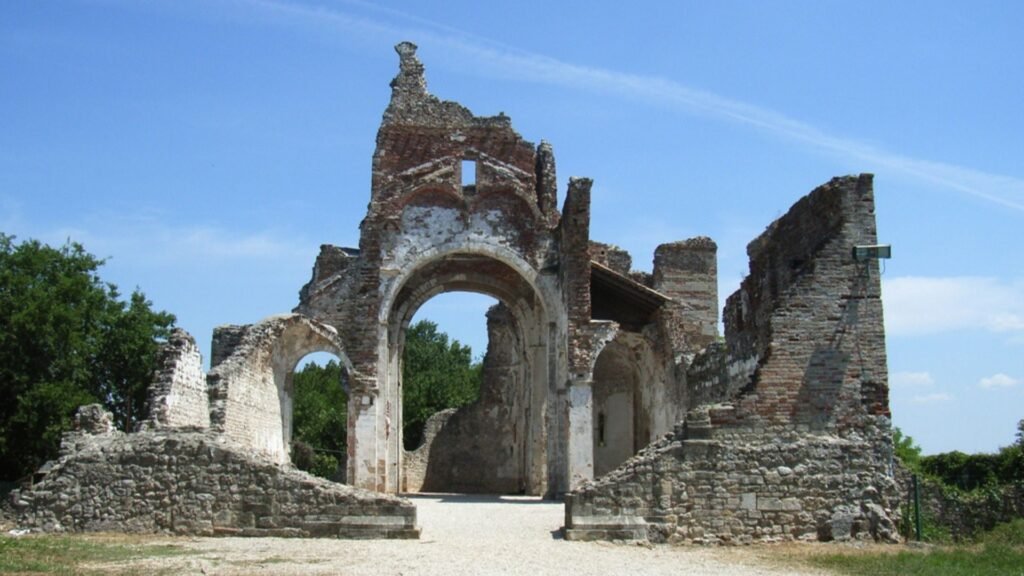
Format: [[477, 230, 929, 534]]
[[298, 43, 596, 497], [378, 250, 555, 495]]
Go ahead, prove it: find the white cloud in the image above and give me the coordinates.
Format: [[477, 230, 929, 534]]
[[174, 226, 311, 261], [229, 0, 1024, 214], [891, 371, 935, 388], [24, 214, 316, 275], [912, 392, 953, 404], [883, 276, 1024, 336], [978, 373, 1020, 389]]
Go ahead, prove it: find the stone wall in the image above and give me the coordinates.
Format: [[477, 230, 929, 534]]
[[402, 304, 528, 494], [589, 242, 632, 276], [565, 428, 896, 543], [894, 463, 1024, 541], [12, 407, 418, 538], [565, 175, 898, 544], [207, 314, 348, 465], [402, 408, 457, 493], [652, 237, 719, 352], [140, 328, 209, 430]]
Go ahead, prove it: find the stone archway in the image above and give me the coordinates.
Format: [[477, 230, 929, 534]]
[[589, 329, 672, 478], [385, 252, 550, 495], [207, 314, 353, 466], [295, 42, 598, 496], [592, 338, 639, 477]]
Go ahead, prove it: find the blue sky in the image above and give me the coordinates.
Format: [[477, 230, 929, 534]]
[[3, 1, 1021, 455]]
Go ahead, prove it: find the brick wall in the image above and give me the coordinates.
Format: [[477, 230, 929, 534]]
[[141, 328, 209, 430], [565, 175, 898, 544]]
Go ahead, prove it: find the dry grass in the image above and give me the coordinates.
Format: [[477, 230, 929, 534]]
[[0, 533, 186, 575]]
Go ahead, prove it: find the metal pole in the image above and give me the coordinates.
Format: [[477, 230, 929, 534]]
[[912, 473, 922, 541]]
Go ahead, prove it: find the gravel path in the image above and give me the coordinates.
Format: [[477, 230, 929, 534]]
[[124, 494, 830, 575]]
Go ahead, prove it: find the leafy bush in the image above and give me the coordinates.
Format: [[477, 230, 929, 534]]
[[893, 427, 922, 472]]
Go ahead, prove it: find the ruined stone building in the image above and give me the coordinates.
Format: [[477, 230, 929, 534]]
[[12, 42, 898, 543]]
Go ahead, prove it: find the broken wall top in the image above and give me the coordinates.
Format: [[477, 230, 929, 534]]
[[375, 42, 538, 182]]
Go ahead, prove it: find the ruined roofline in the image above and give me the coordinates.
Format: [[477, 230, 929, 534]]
[[590, 260, 671, 307], [382, 41, 516, 130], [744, 173, 873, 261]]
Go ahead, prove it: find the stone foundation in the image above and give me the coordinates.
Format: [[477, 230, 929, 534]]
[[565, 427, 897, 544], [12, 410, 418, 539]]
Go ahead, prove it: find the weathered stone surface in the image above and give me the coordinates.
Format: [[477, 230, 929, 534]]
[[74, 404, 115, 435], [207, 314, 350, 465], [565, 176, 898, 545], [12, 407, 418, 539], [139, 328, 208, 431]]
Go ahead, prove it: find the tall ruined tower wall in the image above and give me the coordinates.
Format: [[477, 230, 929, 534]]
[[565, 175, 897, 544], [296, 42, 585, 495]]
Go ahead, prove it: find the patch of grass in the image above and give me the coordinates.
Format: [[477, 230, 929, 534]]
[[783, 518, 1024, 576], [0, 534, 185, 575], [980, 518, 1024, 548], [806, 544, 1024, 576]]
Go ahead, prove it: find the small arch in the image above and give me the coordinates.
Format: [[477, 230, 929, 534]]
[[287, 352, 349, 482], [207, 314, 354, 466], [589, 330, 667, 478], [592, 340, 637, 476]]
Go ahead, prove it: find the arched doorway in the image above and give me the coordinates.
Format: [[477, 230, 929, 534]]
[[287, 352, 349, 482], [591, 339, 639, 477], [590, 332, 664, 477], [208, 314, 354, 468], [382, 251, 553, 495]]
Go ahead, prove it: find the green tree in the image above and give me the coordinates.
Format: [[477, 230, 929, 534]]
[[0, 234, 174, 479], [291, 360, 347, 479], [893, 427, 923, 472], [401, 319, 481, 450], [1000, 419, 1023, 484], [95, 290, 175, 430]]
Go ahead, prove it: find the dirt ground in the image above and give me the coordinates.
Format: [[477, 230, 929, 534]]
[[79, 494, 838, 575]]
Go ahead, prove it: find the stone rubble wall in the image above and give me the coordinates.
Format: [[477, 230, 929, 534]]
[[207, 314, 348, 466], [565, 175, 898, 544], [140, 328, 209, 430], [565, 430, 895, 544], [402, 408, 457, 493], [403, 304, 528, 494], [11, 409, 418, 539], [589, 242, 633, 276]]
